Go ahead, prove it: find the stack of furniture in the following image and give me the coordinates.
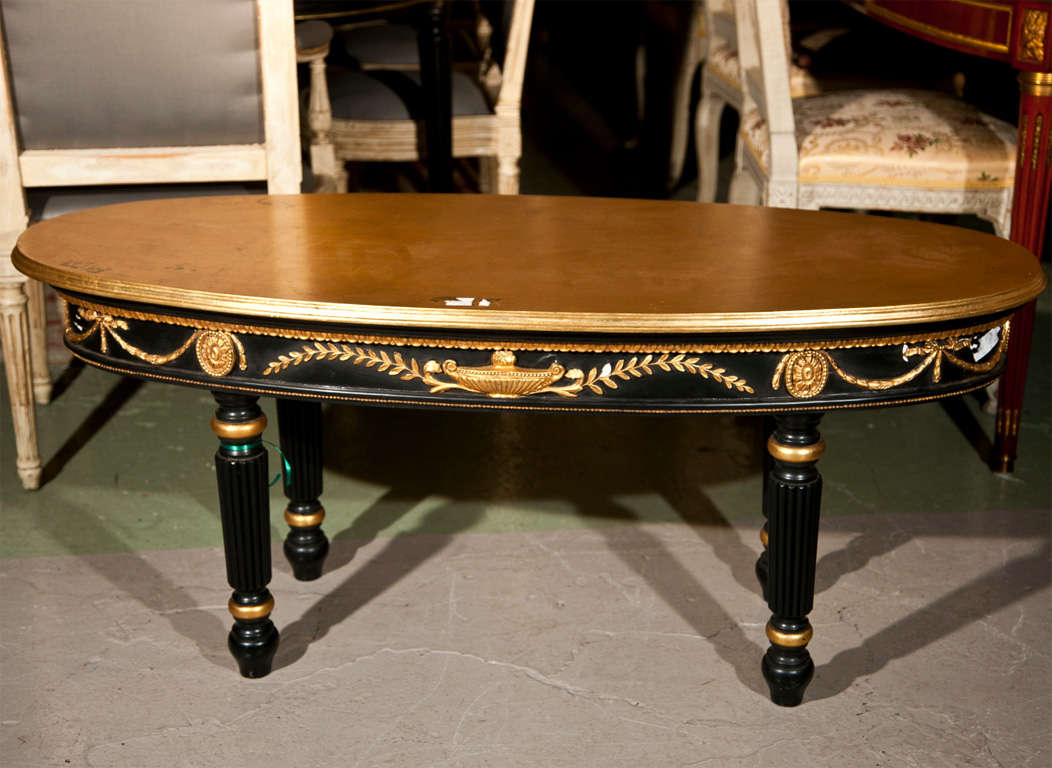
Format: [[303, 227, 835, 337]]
[[298, 0, 534, 194]]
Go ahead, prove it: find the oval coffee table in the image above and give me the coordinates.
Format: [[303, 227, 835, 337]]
[[12, 194, 1045, 706]]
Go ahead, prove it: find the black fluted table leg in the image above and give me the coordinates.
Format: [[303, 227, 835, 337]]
[[211, 392, 278, 678], [277, 399, 329, 581], [761, 412, 824, 707]]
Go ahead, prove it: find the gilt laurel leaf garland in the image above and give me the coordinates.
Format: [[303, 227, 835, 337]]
[[263, 346, 755, 399]]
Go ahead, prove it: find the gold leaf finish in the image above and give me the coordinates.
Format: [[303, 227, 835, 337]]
[[780, 351, 830, 398], [424, 351, 571, 398], [766, 622, 813, 648], [1021, 8, 1048, 62], [768, 436, 826, 464], [196, 331, 237, 377], [16, 195, 1046, 334]]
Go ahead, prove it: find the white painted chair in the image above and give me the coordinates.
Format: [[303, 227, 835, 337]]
[[0, 0, 302, 489], [303, 0, 534, 194], [729, 0, 1014, 235], [693, 0, 823, 202]]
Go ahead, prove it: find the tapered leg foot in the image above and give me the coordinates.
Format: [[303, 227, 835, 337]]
[[762, 618, 815, 707], [284, 520, 328, 581], [277, 399, 329, 581], [228, 591, 279, 678]]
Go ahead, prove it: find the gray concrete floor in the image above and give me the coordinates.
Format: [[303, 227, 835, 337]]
[[2, 130, 1051, 768]]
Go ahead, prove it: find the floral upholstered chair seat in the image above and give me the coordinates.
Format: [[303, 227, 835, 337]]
[[740, 89, 1016, 191]]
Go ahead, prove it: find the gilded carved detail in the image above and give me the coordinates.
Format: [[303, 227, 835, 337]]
[[64, 297, 1010, 403], [263, 345, 755, 398], [771, 323, 1010, 399], [778, 351, 830, 399], [196, 331, 246, 377], [66, 308, 246, 376], [1020, 9, 1048, 63]]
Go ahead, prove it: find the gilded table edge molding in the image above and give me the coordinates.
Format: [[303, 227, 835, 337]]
[[18, 250, 1044, 334], [62, 294, 1012, 355], [66, 349, 999, 416]]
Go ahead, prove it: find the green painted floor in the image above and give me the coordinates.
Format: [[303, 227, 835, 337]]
[[2, 278, 1047, 559]]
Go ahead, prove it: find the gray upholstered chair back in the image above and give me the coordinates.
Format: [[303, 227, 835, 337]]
[[1, 0, 264, 149]]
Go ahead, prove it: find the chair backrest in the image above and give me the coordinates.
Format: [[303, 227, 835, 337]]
[[0, 0, 300, 212], [734, 0, 798, 203], [493, 0, 534, 114]]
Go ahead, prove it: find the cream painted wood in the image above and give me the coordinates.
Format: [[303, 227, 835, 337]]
[[0, 24, 42, 489], [259, 0, 303, 194], [694, 0, 739, 202], [297, 34, 338, 190], [308, 0, 535, 194], [1, 0, 302, 490], [19, 146, 269, 187], [24, 277, 49, 402], [730, 0, 1013, 238], [0, 272, 40, 489], [735, 0, 798, 208]]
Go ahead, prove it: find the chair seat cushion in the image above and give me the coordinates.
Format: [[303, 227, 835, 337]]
[[704, 44, 821, 98], [740, 89, 1016, 189], [327, 69, 492, 121], [341, 23, 419, 69]]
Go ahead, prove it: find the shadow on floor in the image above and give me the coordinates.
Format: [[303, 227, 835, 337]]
[[41, 372, 143, 486], [39, 498, 232, 672], [276, 401, 1050, 703]]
